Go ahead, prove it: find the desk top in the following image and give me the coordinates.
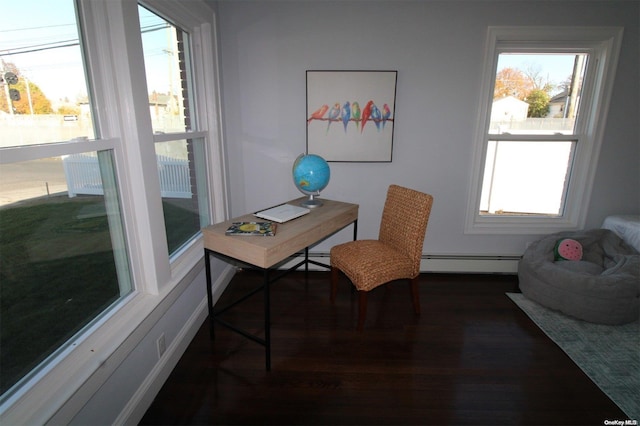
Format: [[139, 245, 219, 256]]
[[202, 197, 358, 269]]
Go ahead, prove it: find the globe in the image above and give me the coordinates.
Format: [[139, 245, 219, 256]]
[[292, 153, 330, 208]]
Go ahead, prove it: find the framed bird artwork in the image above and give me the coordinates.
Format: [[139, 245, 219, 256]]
[[306, 70, 397, 162]]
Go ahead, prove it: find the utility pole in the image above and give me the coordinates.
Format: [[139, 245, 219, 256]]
[[567, 55, 585, 119], [25, 76, 34, 115]]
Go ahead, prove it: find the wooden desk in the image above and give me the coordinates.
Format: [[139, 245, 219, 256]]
[[203, 198, 358, 370]]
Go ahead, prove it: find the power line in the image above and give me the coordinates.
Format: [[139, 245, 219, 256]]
[[0, 23, 76, 33], [0, 23, 170, 58], [0, 42, 79, 57]]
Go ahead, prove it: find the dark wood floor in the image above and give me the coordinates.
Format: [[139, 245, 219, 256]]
[[140, 271, 627, 425]]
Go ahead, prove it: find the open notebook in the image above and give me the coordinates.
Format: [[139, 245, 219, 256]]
[[254, 203, 310, 223]]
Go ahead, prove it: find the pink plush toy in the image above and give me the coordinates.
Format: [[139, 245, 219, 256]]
[[554, 238, 583, 261]]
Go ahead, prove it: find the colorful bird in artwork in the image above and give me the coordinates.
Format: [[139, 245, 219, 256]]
[[360, 100, 374, 133], [382, 103, 391, 129], [326, 103, 341, 132], [341, 101, 351, 132], [370, 103, 382, 130], [351, 101, 361, 130], [307, 104, 329, 124]]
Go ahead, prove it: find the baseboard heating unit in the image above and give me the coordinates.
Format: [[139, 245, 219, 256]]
[[276, 253, 521, 274]]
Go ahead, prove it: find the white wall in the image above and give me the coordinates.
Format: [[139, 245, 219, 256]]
[[216, 0, 639, 258], [65, 260, 233, 425]]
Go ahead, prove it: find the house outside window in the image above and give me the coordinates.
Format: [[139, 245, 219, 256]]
[[466, 27, 623, 234]]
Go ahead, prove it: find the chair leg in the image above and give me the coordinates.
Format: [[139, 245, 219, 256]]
[[330, 267, 339, 303], [357, 291, 367, 331], [410, 276, 421, 315]]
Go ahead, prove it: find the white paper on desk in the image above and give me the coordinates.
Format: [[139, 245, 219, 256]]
[[254, 204, 310, 223]]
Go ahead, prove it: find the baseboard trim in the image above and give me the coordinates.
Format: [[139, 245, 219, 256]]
[[279, 252, 520, 274], [118, 298, 208, 426], [117, 263, 235, 425]]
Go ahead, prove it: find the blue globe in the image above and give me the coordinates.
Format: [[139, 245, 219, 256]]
[[292, 153, 330, 208]]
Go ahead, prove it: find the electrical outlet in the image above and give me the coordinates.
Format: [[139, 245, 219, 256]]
[[156, 333, 166, 359]]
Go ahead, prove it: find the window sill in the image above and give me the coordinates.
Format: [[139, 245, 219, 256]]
[[465, 214, 582, 235]]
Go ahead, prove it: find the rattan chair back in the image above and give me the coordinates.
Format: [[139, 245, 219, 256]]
[[379, 185, 434, 277]]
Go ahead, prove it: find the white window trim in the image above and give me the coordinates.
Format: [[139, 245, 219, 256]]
[[0, 0, 226, 423], [465, 26, 623, 235], [0, 138, 116, 163], [139, 5, 228, 281]]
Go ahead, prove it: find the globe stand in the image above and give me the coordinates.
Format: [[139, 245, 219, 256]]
[[301, 193, 323, 209]]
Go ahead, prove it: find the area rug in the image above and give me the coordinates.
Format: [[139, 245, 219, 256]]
[[507, 292, 639, 420]]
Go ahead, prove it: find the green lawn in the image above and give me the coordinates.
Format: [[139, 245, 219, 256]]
[[0, 195, 200, 395]]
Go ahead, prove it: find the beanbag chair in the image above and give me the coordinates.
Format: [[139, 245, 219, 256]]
[[518, 229, 640, 325]]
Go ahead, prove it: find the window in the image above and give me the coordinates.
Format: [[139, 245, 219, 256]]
[[0, 0, 223, 418], [0, 0, 132, 399], [139, 5, 210, 257], [466, 27, 623, 234], [480, 52, 586, 216]]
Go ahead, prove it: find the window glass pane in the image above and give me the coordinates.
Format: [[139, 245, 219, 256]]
[[139, 6, 193, 134], [0, 152, 131, 396], [490, 53, 587, 135], [139, 5, 209, 256], [480, 141, 574, 216], [480, 52, 587, 217], [0, 0, 95, 147], [155, 138, 209, 255]]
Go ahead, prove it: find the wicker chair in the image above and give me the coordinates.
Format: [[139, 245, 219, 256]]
[[330, 185, 434, 330]]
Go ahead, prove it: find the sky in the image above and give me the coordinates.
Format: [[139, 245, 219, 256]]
[[0, 0, 173, 105]]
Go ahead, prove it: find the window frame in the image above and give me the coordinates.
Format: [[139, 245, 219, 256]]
[[0, 0, 226, 423], [139, 3, 212, 264], [465, 26, 623, 235]]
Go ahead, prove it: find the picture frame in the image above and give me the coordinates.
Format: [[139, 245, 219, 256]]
[[306, 70, 397, 162]]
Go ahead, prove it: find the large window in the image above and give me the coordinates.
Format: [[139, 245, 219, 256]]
[[0, 0, 222, 417], [0, 0, 131, 398], [466, 27, 623, 234], [139, 5, 210, 257], [480, 52, 586, 216]]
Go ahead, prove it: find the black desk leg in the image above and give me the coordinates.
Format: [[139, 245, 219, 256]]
[[205, 249, 215, 340], [264, 268, 271, 371], [304, 247, 310, 279]]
